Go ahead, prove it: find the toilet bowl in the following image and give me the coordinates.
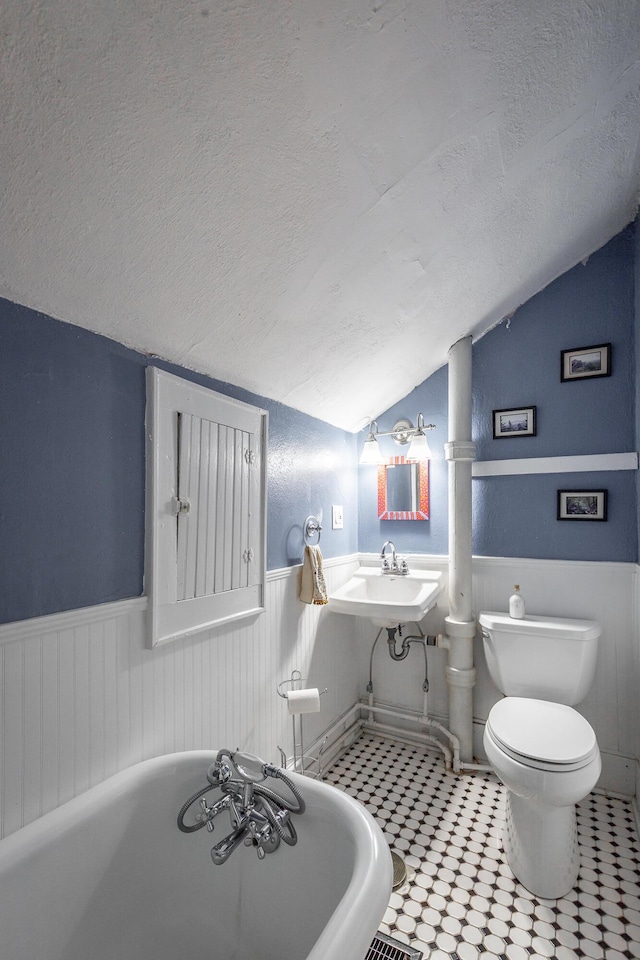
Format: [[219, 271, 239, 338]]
[[479, 611, 601, 899], [483, 697, 601, 898]]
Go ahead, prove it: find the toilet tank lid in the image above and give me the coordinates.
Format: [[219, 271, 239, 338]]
[[479, 611, 601, 640]]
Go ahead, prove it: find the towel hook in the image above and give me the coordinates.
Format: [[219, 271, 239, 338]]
[[303, 515, 322, 546]]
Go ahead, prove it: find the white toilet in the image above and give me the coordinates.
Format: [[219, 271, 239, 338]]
[[479, 611, 601, 899]]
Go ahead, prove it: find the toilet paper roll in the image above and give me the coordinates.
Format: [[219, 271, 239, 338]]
[[287, 688, 320, 715]]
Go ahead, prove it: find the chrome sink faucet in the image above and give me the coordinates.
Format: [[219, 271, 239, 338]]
[[380, 541, 409, 575], [380, 541, 396, 571]]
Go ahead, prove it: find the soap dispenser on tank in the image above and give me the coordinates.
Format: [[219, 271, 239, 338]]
[[509, 585, 525, 619]]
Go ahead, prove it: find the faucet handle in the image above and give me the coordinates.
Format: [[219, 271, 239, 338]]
[[196, 797, 219, 832], [196, 798, 217, 833], [195, 793, 231, 832]]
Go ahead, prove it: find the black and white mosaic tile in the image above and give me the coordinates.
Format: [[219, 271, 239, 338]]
[[325, 736, 640, 960]]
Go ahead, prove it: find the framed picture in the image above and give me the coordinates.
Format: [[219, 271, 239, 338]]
[[561, 343, 611, 382], [557, 489, 608, 521], [493, 405, 536, 439]]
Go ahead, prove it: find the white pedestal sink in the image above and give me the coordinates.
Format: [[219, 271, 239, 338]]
[[329, 567, 443, 627]]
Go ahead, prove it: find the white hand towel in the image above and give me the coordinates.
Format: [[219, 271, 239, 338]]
[[300, 545, 328, 605]]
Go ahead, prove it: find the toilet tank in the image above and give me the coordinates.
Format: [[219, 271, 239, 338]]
[[479, 612, 600, 705]]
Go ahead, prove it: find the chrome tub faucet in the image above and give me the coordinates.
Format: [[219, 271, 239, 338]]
[[177, 749, 306, 865]]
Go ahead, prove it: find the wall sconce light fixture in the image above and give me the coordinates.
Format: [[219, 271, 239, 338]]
[[359, 420, 382, 464], [359, 414, 436, 464]]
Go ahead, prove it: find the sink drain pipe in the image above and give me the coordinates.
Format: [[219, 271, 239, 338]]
[[444, 336, 477, 764]]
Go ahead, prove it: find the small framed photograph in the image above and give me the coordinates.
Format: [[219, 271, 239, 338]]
[[493, 406, 536, 439], [561, 343, 611, 382], [557, 489, 608, 521]]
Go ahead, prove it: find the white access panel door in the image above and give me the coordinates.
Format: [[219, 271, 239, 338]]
[[146, 367, 267, 647]]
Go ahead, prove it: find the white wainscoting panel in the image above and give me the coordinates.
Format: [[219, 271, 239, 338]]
[[356, 554, 637, 796], [472, 556, 636, 795], [634, 565, 640, 824], [1, 552, 636, 840], [0, 556, 360, 840]]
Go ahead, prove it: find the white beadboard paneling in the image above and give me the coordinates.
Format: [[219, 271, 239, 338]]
[[471, 556, 636, 795], [0, 552, 636, 839], [635, 566, 640, 824], [356, 553, 637, 796], [40, 635, 60, 817], [0, 556, 360, 840], [471, 556, 635, 751], [57, 628, 76, 816], [22, 637, 42, 829], [2, 641, 23, 836], [74, 622, 91, 799]]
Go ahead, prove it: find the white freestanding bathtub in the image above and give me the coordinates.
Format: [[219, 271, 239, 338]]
[[0, 750, 392, 960]]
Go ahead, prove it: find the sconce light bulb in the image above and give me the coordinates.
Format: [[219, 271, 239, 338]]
[[359, 433, 383, 465], [407, 430, 432, 461]]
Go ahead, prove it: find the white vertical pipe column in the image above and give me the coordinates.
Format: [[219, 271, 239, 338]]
[[444, 336, 477, 763]]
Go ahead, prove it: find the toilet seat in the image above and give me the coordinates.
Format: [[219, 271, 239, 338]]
[[486, 697, 598, 772]]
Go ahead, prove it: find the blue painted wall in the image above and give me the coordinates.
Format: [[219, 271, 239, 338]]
[[473, 225, 636, 562], [0, 300, 357, 624], [360, 223, 637, 562], [2, 222, 636, 623], [358, 365, 449, 556]]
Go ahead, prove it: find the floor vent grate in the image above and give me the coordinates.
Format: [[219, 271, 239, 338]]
[[365, 932, 422, 960]]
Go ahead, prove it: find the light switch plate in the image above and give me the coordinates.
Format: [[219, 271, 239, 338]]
[[332, 505, 344, 529]]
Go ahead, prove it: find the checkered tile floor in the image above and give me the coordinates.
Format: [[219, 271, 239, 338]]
[[324, 735, 640, 960]]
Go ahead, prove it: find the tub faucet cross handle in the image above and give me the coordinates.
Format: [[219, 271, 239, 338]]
[[195, 793, 230, 832], [197, 797, 217, 832]]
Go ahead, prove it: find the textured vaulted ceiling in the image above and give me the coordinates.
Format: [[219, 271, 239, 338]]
[[2, 1, 640, 430]]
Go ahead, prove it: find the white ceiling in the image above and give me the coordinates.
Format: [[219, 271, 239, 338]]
[[2, 1, 640, 430]]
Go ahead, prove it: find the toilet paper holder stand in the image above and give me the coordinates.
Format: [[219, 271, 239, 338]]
[[277, 670, 327, 779]]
